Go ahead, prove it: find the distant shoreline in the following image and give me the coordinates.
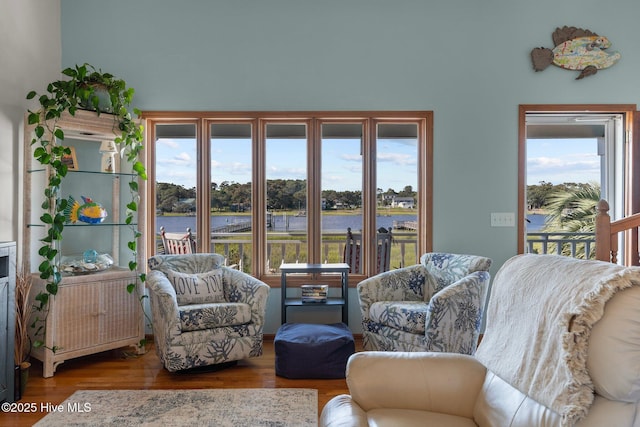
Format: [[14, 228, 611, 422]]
[[158, 208, 415, 217]]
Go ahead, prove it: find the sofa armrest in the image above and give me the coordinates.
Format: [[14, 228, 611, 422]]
[[346, 351, 486, 419], [222, 268, 270, 327], [320, 394, 369, 427], [424, 270, 490, 354], [357, 264, 428, 322]]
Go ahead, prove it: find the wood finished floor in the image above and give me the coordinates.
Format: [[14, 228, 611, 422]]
[[4, 338, 361, 426]]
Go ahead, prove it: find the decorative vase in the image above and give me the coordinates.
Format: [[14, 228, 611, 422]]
[[80, 83, 113, 113], [101, 152, 116, 173], [20, 362, 30, 397], [14, 365, 20, 401], [99, 140, 117, 173]]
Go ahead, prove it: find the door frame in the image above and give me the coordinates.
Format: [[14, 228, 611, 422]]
[[517, 104, 637, 255]]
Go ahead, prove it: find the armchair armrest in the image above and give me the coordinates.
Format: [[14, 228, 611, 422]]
[[146, 270, 179, 310], [346, 351, 486, 419], [357, 264, 429, 322], [222, 268, 270, 327], [146, 270, 182, 339], [425, 270, 491, 353]]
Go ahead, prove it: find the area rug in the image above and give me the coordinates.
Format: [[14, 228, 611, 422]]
[[34, 388, 318, 427]]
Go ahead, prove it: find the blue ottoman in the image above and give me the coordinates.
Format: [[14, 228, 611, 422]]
[[274, 323, 355, 379]]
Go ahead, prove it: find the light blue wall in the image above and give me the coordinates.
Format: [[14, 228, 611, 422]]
[[1, 0, 60, 245], [60, 0, 640, 332]]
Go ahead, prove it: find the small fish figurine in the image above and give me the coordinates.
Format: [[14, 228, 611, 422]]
[[531, 26, 621, 80], [64, 195, 108, 224]]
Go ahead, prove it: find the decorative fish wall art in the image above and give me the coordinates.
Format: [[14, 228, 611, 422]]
[[531, 26, 621, 80], [64, 195, 108, 224]]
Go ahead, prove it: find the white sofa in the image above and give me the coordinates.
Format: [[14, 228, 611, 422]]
[[321, 254, 640, 427]]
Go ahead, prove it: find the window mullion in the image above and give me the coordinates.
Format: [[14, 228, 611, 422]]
[[198, 119, 210, 253], [363, 119, 376, 276], [308, 118, 322, 264], [254, 119, 267, 277]]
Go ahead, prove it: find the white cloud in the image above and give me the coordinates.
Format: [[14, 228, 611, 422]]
[[157, 139, 180, 149], [341, 154, 361, 162], [527, 154, 599, 184], [266, 165, 306, 179], [377, 152, 416, 166]]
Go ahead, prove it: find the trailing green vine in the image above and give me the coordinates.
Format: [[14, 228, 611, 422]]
[[26, 63, 150, 350]]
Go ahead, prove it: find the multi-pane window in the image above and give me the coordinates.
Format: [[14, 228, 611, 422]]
[[144, 112, 432, 285]]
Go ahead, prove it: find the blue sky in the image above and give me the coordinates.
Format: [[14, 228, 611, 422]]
[[156, 136, 595, 190], [526, 138, 600, 185], [156, 137, 418, 192]]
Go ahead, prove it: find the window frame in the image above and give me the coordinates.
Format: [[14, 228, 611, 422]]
[[142, 111, 433, 286]]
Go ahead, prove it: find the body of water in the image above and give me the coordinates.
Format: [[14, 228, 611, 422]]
[[157, 213, 417, 234], [526, 214, 547, 232], [158, 213, 549, 234]]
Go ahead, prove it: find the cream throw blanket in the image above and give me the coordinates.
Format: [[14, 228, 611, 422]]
[[475, 254, 640, 426]]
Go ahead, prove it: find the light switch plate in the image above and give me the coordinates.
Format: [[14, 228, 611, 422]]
[[491, 212, 515, 227]]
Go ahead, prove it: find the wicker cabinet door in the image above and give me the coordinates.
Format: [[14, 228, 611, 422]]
[[54, 282, 101, 353], [99, 275, 141, 344]]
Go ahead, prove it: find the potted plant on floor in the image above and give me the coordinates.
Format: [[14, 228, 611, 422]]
[[14, 266, 32, 400]]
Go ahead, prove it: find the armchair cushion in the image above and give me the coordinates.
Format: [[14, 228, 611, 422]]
[[179, 302, 252, 332], [369, 301, 429, 334], [166, 269, 225, 305]]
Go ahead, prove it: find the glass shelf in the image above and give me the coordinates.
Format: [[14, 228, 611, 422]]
[[27, 222, 138, 228], [27, 168, 137, 177]]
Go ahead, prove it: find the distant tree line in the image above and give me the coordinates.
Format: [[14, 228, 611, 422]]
[[156, 180, 417, 213], [527, 181, 599, 210]]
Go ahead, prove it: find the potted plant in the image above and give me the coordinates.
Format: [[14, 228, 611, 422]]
[[14, 265, 32, 400], [25, 63, 148, 350], [77, 66, 130, 113]]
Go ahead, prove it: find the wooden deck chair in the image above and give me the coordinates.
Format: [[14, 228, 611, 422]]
[[344, 227, 392, 274], [160, 226, 196, 254]]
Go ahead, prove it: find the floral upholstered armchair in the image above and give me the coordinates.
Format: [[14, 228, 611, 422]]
[[357, 252, 491, 354], [146, 253, 269, 372]]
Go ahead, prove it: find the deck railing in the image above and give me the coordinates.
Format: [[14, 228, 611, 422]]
[[595, 199, 640, 265], [208, 231, 419, 273], [158, 228, 605, 273], [526, 232, 596, 259], [213, 231, 601, 270]]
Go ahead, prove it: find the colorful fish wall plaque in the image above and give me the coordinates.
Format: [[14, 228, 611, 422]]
[[531, 26, 620, 80], [64, 195, 108, 224]]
